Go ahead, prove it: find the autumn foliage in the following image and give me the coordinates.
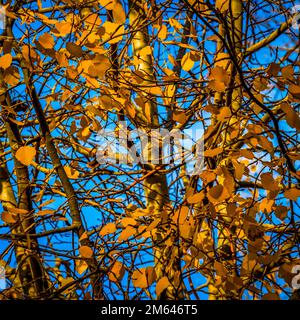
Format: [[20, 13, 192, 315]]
[[0, 0, 300, 300]]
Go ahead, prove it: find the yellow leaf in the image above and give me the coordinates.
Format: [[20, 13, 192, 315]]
[[216, 106, 231, 122], [15, 146, 36, 166], [0, 54, 12, 69], [132, 268, 148, 288], [102, 21, 124, 44], [281, 65, 294, 80], [175, 206, 189, 225], [79, 246, 93, 258], [289, 84, 300, 96], [181, 51, 194, 71], [169, 18, 183, 30], [157, 24, 167, 40], [261, 172, 279, 191], [36, 210, 55, 216], [76, 260, 88, 275], [100, 222, 117, 236], [208, 66, 230, 92], [64, 166, 80, 179], [200, 170, 216, 183], [156, 276, 170, 297], [121, 217, 137, 227], [214, 261, 227, 277], [99, 0, 114, 10], [216, 0, 229, 12]]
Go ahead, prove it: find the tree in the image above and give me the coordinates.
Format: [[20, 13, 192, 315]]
[[0, 0, 299, 300]]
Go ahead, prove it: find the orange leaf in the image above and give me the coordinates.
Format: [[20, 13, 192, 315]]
[[187, 192, 204, 204], [156, 276, 170, 297], [15, 146, 36, 166], [64, 166, 80, 179], [132, 268, 148, 288], [172, 110, 187, 124], [0, 54, 12, 69], [39, 33, 55, 49], [284, 188, 300, 201], [66, 42, 83, 57], [79, 246, 93, 258], [207, 185, 230, 203], [109, 261, 125, 282], [132, 266, 155, 289], [76, 260, 88, 275], [204, 147, 222, 157], [1, 211, 17, 224], [118, 226, 136, 241], [100, 222, 117, 236], [262, 293, 280, 300]]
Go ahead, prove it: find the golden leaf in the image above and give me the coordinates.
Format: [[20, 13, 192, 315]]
[[207, 185, 230, 203], [187, 192, 204, 204], [109, 261, 125, 282], [4, 66, 20, 86], [15, 146, 36, 166], [204, 147, 223, 157], [66, 42, 83, 57], [1, 211, 17, 224], [181, 51, 194, 71], [172, 110, 187, 124], [216, 0, 229, 12], [156, 276, 170, 297], [79, 246, 93, 259], [284, 188, 300, 201], [100, 222, 117, 236], [118, 226, 136, 241], [76, 260, 88, 275], [64, 166, 80, 179], [0, 53, 12, 69], [113, 1, 126, 24], [38, 33, 55, 49]]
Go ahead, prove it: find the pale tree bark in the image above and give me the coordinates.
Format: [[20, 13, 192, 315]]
[[129, 0, 184, 299], [0, 108, 50, 298]]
